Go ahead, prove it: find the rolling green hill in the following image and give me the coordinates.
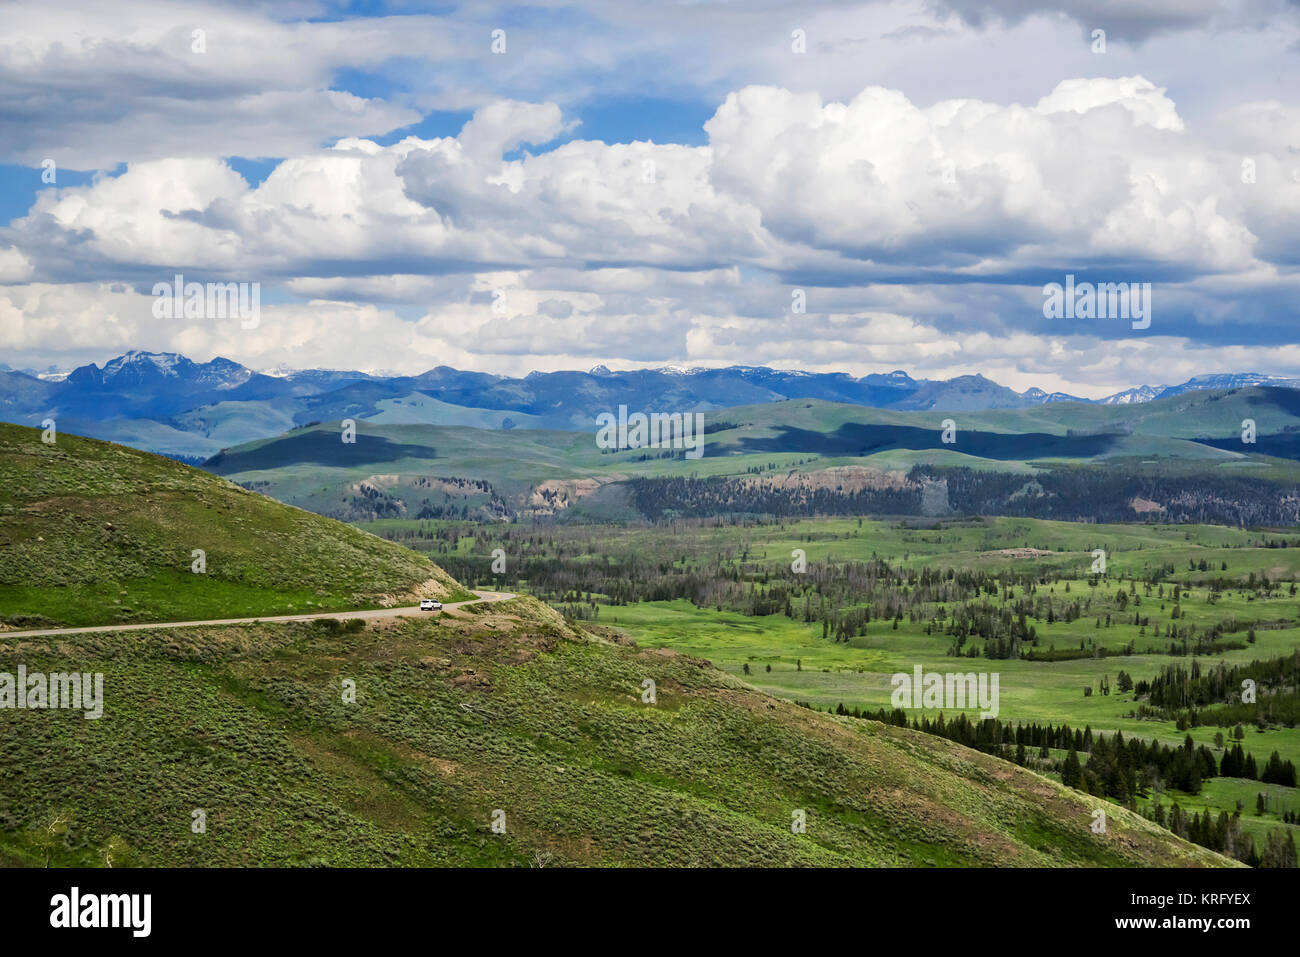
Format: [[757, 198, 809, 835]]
[[0, 422, 465, 628], [0, 597, 1234, 867]]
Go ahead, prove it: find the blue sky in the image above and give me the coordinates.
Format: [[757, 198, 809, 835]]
[[0, 0, 1298, 396]]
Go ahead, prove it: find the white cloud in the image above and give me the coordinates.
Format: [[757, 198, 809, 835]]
[[457, 100, 571, 162], [4, 0, 1297, 172], [7, 76, 1289, 287], [1034, 76, 1185, 130], [0, 246, 32, 281], [0, 1, 434, 168], [5, 274, 1300, 400]]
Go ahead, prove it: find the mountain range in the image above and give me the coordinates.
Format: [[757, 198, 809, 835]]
[[2, 350, 1299, 460]]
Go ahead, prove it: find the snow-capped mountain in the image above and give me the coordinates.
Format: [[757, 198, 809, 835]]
[[1100, 375, 1300, 405], [64, 351, 254, 390], [1100, 385, 1166, 405], [0, 362, 70, 381], [1021, 387, 1087, 404], [1155, 374, 1300, 398]]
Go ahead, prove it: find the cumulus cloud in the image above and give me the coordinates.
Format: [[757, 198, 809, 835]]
[[704, 78, 1269, 277], [456, 100, 571, 162], [0, 246, 32, 282], [7, 76, 1292, 290]]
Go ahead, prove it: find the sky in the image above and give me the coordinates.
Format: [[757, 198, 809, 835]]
[[0, 0, 1298, 397]]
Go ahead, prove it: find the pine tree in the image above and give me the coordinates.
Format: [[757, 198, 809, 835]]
[[1061, 748, 1083, 789]]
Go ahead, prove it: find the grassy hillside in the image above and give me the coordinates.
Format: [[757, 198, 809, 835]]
[[0, 422, 466, 628], [0, 596, 1232, 867]]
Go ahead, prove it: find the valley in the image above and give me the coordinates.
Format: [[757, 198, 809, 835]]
[[0, 422, 1236, 867], [363, 513, 1300, 865]]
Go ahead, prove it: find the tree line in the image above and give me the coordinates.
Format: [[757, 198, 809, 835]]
[[814, 704, 1298, 866]]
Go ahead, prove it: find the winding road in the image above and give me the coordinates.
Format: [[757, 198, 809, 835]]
[[0, 590, 517, 639]]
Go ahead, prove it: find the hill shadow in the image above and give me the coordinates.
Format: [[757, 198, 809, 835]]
[[203, 429, 435, 473], [1193, 433, 1300, 461], [727, 423, 1120, 460], [1246, 387, 1300, 418]]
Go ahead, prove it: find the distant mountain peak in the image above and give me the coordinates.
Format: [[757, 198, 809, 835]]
[[108, 350, 186, 372], [1100, 384, 1165, 405], [62, 351, 256, 395]]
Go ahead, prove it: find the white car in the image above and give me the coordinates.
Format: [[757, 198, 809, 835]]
[[419, 599, 442, 611]]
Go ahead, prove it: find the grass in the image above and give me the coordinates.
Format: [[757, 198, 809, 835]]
[[0, 597, 1231, 867], [1139, 778, 1300, 845], [0, 422, 465, 628]]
